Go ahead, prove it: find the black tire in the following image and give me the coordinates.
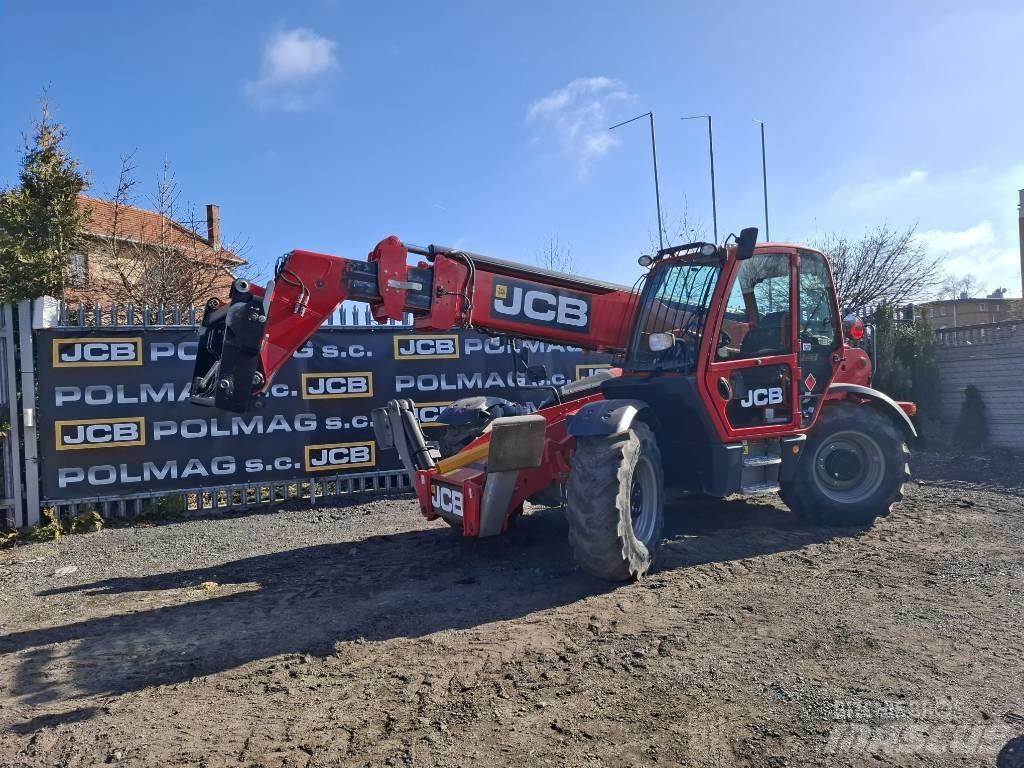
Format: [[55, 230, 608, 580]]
[[565, 422, 664, 580], [780, 402, 910, 527], [438, 423, 484, 459]]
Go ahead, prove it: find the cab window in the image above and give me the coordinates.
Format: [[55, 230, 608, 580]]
[[798, 251, 839, 350], [719, 253, 792, 359]]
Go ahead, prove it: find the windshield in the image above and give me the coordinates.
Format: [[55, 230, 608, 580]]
[[626, 260, 722, 372]]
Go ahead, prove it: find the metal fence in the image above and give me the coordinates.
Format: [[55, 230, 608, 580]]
[[56, 299, 409, 329], [935, 321, 1022, 348]]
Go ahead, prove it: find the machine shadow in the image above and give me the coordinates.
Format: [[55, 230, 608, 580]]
[[3, 496, 851, 713]]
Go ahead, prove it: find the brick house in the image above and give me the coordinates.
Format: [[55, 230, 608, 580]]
[[65, 195, 246, 306]]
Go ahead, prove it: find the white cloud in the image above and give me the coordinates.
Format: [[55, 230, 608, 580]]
[[831, 168, 929, 209], [245, 28, 338, 111], [823, 165, 1024, 296], [916, 220, 1019, 294], [526, 77, 633, 173], [917, 221, 996, 253]]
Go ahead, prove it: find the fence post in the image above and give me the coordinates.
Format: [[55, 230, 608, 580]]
[[1, 305, 24, 527], [17, 300, 40, 526]]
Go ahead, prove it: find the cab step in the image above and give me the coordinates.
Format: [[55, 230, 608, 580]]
[[742, 453, 782, 468], [740, 481, 781, 495]]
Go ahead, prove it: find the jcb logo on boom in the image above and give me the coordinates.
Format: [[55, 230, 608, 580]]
[[430, 482, 464, 517], [492, 278, 591, 332], [740, 387, 784, 408], [301, 372, 374, 399], [393, 334, 460, 361], [53, 337, 142, 367], [55, 417, 146, 451], [304, 441, 375, 472]]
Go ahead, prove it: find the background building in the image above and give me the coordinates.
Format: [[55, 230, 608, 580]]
[[65, 196, 245, 307]]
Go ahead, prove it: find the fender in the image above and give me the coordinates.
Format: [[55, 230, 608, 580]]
[[568, 398, 654, 438], [438, 396, 523, 427], [826, 383, 917, 439]]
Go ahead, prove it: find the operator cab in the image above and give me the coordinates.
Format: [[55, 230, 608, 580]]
[[607, 234, 845, 494]]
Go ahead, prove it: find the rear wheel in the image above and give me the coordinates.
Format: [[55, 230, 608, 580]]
[[566, 422, 664, 580], [781, 402, 910, 526]]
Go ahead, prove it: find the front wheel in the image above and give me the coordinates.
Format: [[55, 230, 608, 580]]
[[781, 402, 910, 527], [565, 422, 664, 580]]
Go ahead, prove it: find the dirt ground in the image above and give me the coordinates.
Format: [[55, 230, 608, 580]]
[[0, 452, 1022, 768]]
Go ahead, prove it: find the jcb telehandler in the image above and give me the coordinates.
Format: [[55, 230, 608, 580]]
[[191, 227, 915, 580]]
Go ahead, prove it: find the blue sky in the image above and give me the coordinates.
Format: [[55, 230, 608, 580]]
[[2, 1, 1023, 296]]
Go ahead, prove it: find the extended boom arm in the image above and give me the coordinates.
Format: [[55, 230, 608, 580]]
[[192, 236, 637, 412]]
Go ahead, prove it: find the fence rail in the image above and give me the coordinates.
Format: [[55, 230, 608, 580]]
[[935, 321, 1021, 347], [49, 469, 411, 521], [56, 299, 413, 329]]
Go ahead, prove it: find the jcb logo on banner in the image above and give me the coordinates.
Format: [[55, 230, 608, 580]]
[[304, 441, 376, 472], [575, 363, 612, 380], [55, 417, 146, 451], [393, 334, 459, 361], [53, 337, 143, 367], [301, 372, 374, 399], [414, 401, 452, 428]]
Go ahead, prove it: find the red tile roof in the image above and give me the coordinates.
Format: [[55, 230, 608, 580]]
[[77, 195, 246, 266]]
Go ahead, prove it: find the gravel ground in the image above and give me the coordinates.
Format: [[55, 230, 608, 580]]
[[0, 452, 1022, 767]]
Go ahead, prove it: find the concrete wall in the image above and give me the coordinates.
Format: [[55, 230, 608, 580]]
[[935, 322, 1024, 450]]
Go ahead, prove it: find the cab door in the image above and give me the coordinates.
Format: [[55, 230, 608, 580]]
[[702, 250, 801, 439], [795, 249, 843, 426]]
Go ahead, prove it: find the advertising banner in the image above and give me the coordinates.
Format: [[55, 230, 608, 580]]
[[36, 327, 613, 501]]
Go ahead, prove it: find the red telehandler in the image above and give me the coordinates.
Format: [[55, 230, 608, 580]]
[[190, 228, 916, 580]]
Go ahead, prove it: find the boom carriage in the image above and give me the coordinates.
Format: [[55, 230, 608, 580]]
[[192, 229, 915, 580]]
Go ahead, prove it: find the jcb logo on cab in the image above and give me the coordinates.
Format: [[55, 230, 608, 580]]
[[740, 387, 784, 408], [393, 334, 460, 361], [56, 417, 146, 451], [53, 337, 142, 367], [304, 441, 376, 472], [301, 372, 374, 399]]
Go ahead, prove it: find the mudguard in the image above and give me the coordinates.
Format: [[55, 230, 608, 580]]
[[827, 383, 918, 439], [568, 398, 653, 438], [438, 396, 526, 426]]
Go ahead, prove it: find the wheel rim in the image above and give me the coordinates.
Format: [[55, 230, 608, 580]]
[[812, 430, 885, 504], [629, 455, 659, 544]]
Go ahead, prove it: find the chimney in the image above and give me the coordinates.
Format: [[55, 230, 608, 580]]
[[1018, 189, 1024, 300], [206, 204, 221, 251]]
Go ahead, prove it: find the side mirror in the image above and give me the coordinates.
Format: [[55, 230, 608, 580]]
[[648, 332, 675, 352], [526, 364, 548, 383], [735, 227, 759, 260]]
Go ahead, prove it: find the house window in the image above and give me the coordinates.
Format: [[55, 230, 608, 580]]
[[928, 307, 935, 317], [939, 306, 946, 316], [69, 253, 88, 287], [977, 303, 986, 312]]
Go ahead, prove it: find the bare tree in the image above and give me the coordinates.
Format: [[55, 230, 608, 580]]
[[938, 273, 986, 300], [100, 156, 250, 308], [536, 236, 577, 274], [648, 200, 707, 254], [813, 224, 943, 311]]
